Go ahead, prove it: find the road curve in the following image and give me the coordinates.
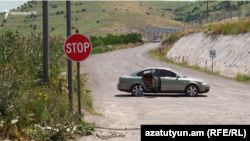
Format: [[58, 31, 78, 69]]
[[78, 43, 250, 141]]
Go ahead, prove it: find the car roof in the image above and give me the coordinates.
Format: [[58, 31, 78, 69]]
[[141, 67, 171, 71], [129, 67, 181, 76]]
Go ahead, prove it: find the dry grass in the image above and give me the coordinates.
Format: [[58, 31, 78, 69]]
[[162, 18, 250, 45]]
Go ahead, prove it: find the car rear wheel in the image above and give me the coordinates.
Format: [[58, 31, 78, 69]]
[[131, 85, 142, 96], [185, 85, 199, 97]]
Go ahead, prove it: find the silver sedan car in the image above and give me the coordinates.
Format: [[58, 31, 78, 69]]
[[117, 67, 210, 96]]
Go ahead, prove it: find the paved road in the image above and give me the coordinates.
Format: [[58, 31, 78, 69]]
[[78, 43, 250, 141]]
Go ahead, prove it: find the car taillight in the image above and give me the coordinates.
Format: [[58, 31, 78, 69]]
[[119, 77, 121, 83]]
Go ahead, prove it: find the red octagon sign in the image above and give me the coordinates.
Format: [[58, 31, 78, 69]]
[[64, 33, 92, 62]]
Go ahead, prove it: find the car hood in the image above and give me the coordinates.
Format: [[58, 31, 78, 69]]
[[182, 77, 204, 82]]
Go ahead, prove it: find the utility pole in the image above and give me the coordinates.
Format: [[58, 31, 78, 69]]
[[206, 1, 208, 23]]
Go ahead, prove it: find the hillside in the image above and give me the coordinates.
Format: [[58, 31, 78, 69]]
[[0, 1, 189, 37], [173, 1, 250, 22]]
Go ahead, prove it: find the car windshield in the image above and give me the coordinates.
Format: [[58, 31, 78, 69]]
[[172, 70, 184, 78]]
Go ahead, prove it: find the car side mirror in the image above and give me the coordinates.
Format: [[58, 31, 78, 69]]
[[176, 75, 180, 79]]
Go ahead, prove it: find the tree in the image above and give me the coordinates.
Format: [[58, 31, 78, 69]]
[[1, 23, 4, 27], [77, 10, 79, 13], [146, 12, 149, 15], [115, 8, 117, 10], [103, 9, 105, 12], [61, 11, 64, 14], [30, 24, 32, 27], [96, 20, 100, 23], [75, 18, 78, 21], [3, 19, 6, 23], [52, 27, 55, 31], [81, 9, 86, 12], [33, 24, 37, 30]]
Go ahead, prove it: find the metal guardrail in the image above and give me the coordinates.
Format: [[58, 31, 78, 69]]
[[144, 26, 181, 42]]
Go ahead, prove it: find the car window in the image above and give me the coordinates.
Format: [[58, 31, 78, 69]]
[[167, 71, 177, 77], [159, 70, 168, 77], [137, 71, 143, 76], [143, 70, 152, 77], [159, 70, 176, 77]]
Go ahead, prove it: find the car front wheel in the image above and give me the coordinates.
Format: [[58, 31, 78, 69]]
[[185, 85, 199, 97]]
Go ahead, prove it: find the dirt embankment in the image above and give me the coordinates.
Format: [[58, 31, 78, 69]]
[[166, 32, 250, 78]]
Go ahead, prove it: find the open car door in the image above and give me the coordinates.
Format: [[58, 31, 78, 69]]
[[142, 70, 154, 91], [151, 69, 161, 93]]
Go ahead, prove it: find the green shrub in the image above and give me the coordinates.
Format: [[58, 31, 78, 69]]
[[90, 33, 143, 47], [236, 72, 250, 82], [92, 39, 104, 47], [91, 48, 104, 54], [0, 29, 94, 140]]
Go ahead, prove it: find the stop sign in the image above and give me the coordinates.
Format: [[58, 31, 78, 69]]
[[64, 33, 92, 62]]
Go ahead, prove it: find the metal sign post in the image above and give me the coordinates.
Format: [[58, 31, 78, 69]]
[[209, 50, 216, 73], [158, 44, 162, 57], [76, 30, 82, 120]]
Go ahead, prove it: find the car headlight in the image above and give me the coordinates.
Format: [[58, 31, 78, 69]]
[[202, 82, 207, 85]]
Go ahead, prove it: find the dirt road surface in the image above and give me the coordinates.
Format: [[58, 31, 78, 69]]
[[77, 43, 250, 141]]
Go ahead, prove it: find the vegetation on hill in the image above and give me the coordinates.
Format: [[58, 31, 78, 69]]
[[0, 29, 94, 140], [172, 1, 250, 22], [0, 1, 185, 38], [90, 32, 143, 47], [162, 18, 250, 45]]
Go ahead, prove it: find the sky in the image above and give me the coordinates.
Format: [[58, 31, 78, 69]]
[[0, 1, 28, 12]]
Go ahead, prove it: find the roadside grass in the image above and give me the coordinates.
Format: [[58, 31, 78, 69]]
[[148, 49, 250, 83], [91, 42, 143, 55], [0, 29, 95, 140], [236, 72, 250, 82], [162, 19, 250, 45]]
